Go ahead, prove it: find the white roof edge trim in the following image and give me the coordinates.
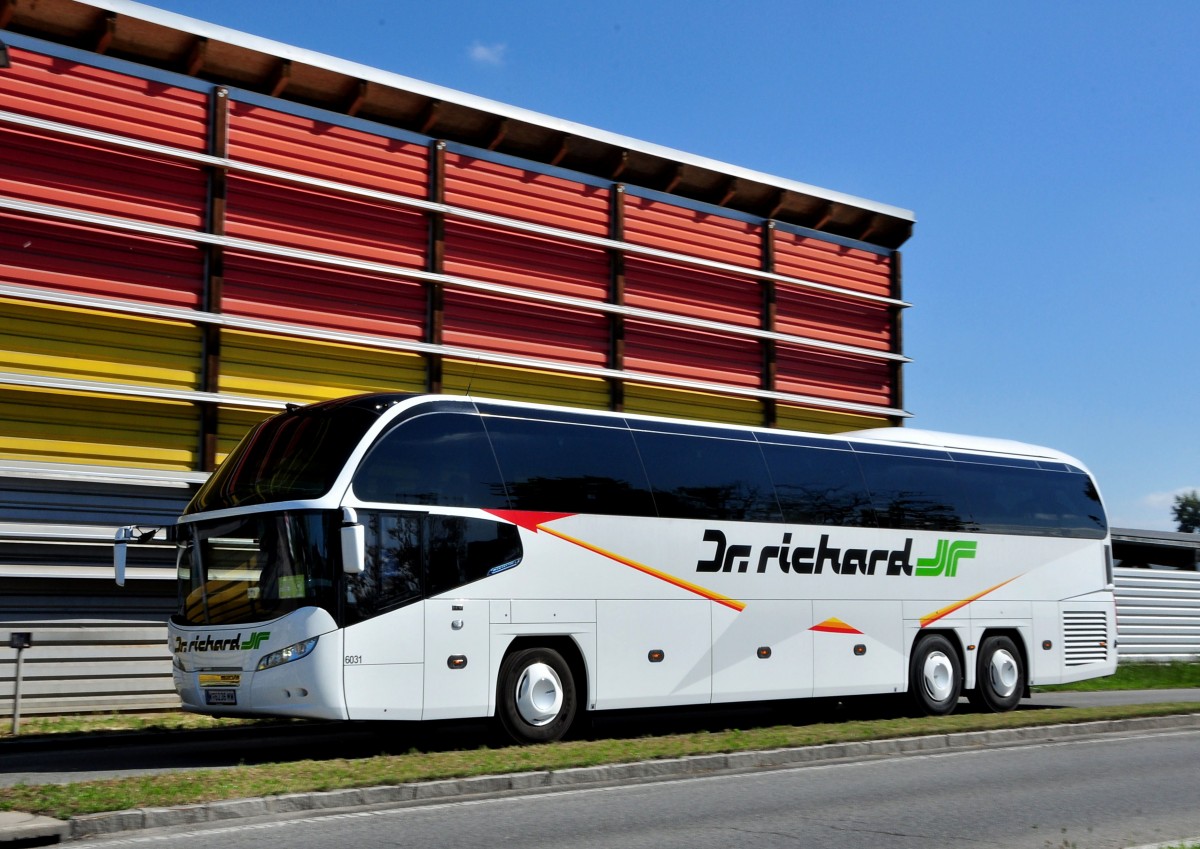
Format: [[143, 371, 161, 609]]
[[844, 427, 1091, 469], [81, 0, 914, 224]]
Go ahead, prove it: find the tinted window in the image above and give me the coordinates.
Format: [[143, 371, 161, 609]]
[[427, 515, 523, 596], [345, 511, 424, 622], [855, 452, 977, 532], [189, 400, 381, 514], [759, 443, 874, 527], [484, 416, 656, 516], [957, 463, 1107, 538], [345, 512, 523, 622], [633, 431, 781, 521], [353, 412, 509, 508]]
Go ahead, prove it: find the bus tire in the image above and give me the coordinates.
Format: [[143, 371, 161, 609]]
[[909, 633, 962, 716], [968, 635, 1024, 713], [497, 647, 577, 744]]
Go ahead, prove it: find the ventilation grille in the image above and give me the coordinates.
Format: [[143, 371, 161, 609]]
[[1063, 610, 1110, 666]]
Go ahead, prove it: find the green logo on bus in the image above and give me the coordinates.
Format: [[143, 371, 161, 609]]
[[241, 631, 271, 651], [915, 540, 977, 577]]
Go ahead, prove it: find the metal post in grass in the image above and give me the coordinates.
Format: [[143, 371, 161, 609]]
[[9, 633, 32, 736]]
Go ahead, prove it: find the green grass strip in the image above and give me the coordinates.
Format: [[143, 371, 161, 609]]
[[1, 702, 1195, 821]]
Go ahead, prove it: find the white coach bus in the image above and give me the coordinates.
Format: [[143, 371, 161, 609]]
[[118, 393, 1116, 743]]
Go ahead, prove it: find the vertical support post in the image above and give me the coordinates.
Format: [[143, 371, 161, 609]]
[[199, 86, 230, 471], [426, 140, 447, 394], [8, 633, 31, 736], [761, 221, 778, 428], [888, 250, 904, 425], [607, 184, 627, 412]]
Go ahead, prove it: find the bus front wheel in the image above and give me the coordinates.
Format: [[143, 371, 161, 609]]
[[909, 634, 962, 716], [968, 635, 1024, 713], [497, 647, 577, 744]]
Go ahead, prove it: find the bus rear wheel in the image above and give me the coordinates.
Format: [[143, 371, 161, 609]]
[[909, 634, 962, 716], [968, 635, 1024, 713], [497, 647, 577, 744]]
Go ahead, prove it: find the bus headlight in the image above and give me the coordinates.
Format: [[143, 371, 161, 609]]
[[256, 637, 319, 672]]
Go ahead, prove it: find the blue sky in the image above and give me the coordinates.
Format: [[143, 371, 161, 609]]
[[139, 1, 1199, 531]]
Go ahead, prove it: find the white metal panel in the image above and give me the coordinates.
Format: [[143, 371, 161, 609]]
[[342, 603, 424, 720], [422, 597, 490, 720], [595, 600, 710, 710], [711, 600, 813, 703]]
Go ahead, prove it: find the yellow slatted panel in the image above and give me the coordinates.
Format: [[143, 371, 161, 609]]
[[218, 330, 427, 404], [0, 386, 198, 469], [441, 360, 610, 409], [0, 299, 201, 390], [622, 383, 764, 426], [775, 403, 887, 434]]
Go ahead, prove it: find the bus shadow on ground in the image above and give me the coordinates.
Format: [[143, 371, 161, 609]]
[[359, 694, 1023, 755]]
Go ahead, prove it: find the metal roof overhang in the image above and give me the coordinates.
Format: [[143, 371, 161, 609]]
[[1112, 527, 1200, 570], [0, 0, 914, 250]]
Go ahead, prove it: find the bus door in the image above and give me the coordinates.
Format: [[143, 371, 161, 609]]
[[342, 511, 426, 720]]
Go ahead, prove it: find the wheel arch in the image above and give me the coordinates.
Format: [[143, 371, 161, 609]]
[[496, 634, 590, 717]]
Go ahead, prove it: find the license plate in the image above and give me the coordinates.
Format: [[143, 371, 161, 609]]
[[205, 689, 238, 706]]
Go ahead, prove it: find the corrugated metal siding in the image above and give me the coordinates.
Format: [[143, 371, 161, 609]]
[[221, 252, 427, 340], [224, 173, 427, 268], [1115, 567, 1200, 661], [624, 257, 760, 328], [0, 299, 202, 391], [775, 403, 887, 434], [622, 384, 764, 426], [0, 603, 177, 715], [0, 388, 198, 470], [441, 360, 610, 410], [217, 330, 427, 404], [624, 320, 761, 388], [0, 213, 204, 309], [773, 229, 893, 299], [774, 344, 892, 408], [443, 220, 611, 302], [775, 288, 893, 353], [441, 289, 609, 367], [228, 100, 428, 197], [0, 47, 208, 150], [623, 194, 760, 266], [0, 125, 206, 229], [0, 477, 190, 528], [444, 153, 610, 236]]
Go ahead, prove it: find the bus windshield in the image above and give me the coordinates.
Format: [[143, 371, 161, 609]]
[[186, 396, 406, 514], [174, 511, 341, 626]]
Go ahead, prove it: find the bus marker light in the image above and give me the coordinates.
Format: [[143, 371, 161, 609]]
[[448, 655, 468, 669], [757, 647, 771, 659], [1043, 640, 1053, 650], [854, 644, 867, 656], [648, 650, 665, 663]]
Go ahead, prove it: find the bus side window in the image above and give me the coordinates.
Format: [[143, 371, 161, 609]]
[[632, 430, 781, 522], [345, 511, 423, 623], [483, 416, 656, 517], [758, 442, 875, 527], [353, 412, 509, 508], [426, 516, 522, 597]]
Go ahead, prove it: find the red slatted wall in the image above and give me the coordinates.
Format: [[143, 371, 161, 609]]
[[0, 36, 907, 484]]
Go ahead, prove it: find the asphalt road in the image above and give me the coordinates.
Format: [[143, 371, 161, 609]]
[[65, 722, 1200, 849], [1, 689, 1196, 789]]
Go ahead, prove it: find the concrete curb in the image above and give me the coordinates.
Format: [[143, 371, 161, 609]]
[[13, 712, 1197, 843]]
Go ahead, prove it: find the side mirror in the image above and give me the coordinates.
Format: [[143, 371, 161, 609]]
[[113, 526, 165, 586], [341, 508, 365, 575], [113, 526, 133, 586]]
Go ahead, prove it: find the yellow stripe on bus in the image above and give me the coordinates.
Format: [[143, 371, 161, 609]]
[[536, 524, 746, 613]]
